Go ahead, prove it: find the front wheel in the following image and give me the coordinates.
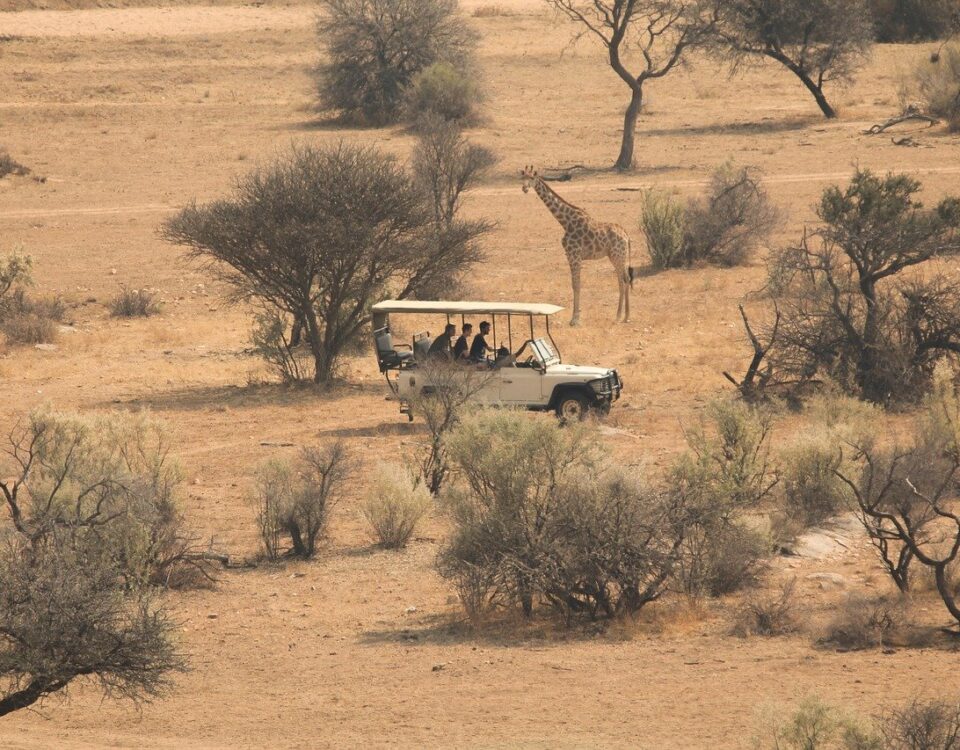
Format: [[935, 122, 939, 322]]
[[555, 392, 590, 423]]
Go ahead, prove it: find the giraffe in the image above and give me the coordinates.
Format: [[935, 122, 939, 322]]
[[520, 166, 631, 327]]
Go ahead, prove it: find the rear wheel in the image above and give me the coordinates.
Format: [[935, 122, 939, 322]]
[[555, 392, 589, 423]]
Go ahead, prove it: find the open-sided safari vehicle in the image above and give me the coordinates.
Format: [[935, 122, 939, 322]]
[[371, 300, 622, 421]]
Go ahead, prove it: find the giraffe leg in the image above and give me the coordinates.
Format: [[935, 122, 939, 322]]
[[569, 262, 582, 327], [617, 273, 623, 323], [623, 272, 630, 323]]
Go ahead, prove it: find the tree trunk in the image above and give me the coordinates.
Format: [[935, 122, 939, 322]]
[[614, 86, 644, 172], [764, 51, 837, 118], [858, 281, 883, 402], [0, 678, 61, 716], [303, 306, 334, 384]]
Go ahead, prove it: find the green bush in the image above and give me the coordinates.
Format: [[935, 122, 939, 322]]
[[752, 695, 881, 750], [639, 189, 685, 270], [439, 411, 690, 621], [779, 433, 847, 528], [673, 400, 777, 596], [362, 464, 431, 548], [315, 0, 476, 125], [405, 62, 481, 125], [640, 166, 778, 270]]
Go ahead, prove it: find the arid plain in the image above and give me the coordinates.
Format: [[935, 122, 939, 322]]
[[1, 1, 960, 746]]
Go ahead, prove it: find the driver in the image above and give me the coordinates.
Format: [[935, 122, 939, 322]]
[[469, 321, 494, 362]]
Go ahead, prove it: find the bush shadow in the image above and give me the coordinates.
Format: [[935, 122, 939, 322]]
[[643, 117, 818, 139]]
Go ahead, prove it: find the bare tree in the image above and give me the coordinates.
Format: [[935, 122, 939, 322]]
[[164, 143, 486, 384], [732, 170, 960, 405], [546, 0, 723, 170], [713, 0, 874, 118], [0, 538, 184, 717], [407, 360, 495, 494], [410, 117, 495, 299]]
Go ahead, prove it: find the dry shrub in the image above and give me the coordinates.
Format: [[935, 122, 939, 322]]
[[673, 400, 777, 597], [254, 442, 351, 560], [0, 254, 63, 346], [315, 0, 476, 125], [109, 287, 160, 318], [250, 309, 313, 384], [439, 411, 690, 622], [778, 431, 847, 528], [752, 695, 881, 750], [881, 698, 960, 750], [641, 165, 777, 270], [362, 464, 431, 548], [0, 149, 29, 179], [734, 579, 799, 637], [0, 409, 212, 590], [683, 164, 779, 267], [915, 44, 960, 132], [821, 594, 911, 650]]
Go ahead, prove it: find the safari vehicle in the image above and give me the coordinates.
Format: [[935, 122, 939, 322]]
[[371, 300, 622, 421]]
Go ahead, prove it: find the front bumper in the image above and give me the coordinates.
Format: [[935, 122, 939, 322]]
[[589, 371, 623, 403]]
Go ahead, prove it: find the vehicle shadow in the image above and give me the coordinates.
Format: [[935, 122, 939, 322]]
[[109, 382, 378, 412]]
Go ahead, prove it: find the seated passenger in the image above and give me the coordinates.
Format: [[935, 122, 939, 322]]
[[453, 323, 472, 360], [469, 321, 494, 362], [427, 323, 457, 360]]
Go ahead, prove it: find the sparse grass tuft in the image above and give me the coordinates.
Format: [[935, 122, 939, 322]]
[[109, 288, 161, 318]]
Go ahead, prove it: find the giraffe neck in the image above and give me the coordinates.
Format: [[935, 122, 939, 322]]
[[534, 178, 585, 231]]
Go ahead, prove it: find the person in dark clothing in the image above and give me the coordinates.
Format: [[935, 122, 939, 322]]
[[453, 323, 473, 360], [469, 321, 493, 362], [428, 323, 457, 360]]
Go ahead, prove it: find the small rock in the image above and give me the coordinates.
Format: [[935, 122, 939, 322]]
[[432, 663, 446, 672], [405, 605, 418, 614], [207, 613, 218, 619], [109, 268, 117, 275], [33, 343, 57, 351]]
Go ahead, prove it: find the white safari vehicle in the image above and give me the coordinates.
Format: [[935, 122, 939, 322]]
[[371, 300, 623, 421]]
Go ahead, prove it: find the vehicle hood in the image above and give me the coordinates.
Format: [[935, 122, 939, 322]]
[[544, 364, 614, 379]]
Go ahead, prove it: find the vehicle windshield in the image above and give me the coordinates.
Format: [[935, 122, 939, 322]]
[[533, 338, 559, 365], [513, 338, 559, 368]]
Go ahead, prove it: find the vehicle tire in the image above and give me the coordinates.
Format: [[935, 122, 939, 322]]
[[554, 391, 589, 423]]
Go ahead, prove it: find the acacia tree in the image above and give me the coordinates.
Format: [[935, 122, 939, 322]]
[[164, 142, 486, 384], [732, 171, 960, 405], [0, 540, 183, 716], [547, 0, 724, 171], [713, 0, 873, 119], [316, 0, 476, 124]]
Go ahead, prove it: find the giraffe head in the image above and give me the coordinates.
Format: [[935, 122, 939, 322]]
[[519, 165, 539, 194]]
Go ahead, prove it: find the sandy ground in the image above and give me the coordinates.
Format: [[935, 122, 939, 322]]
[[1, 2, 960, 747]]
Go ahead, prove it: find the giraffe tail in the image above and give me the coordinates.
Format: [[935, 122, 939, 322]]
[[627, 236, 635, 289]]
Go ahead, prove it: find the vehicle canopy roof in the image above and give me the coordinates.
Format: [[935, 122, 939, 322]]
[[372, 300, 564, 317]]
